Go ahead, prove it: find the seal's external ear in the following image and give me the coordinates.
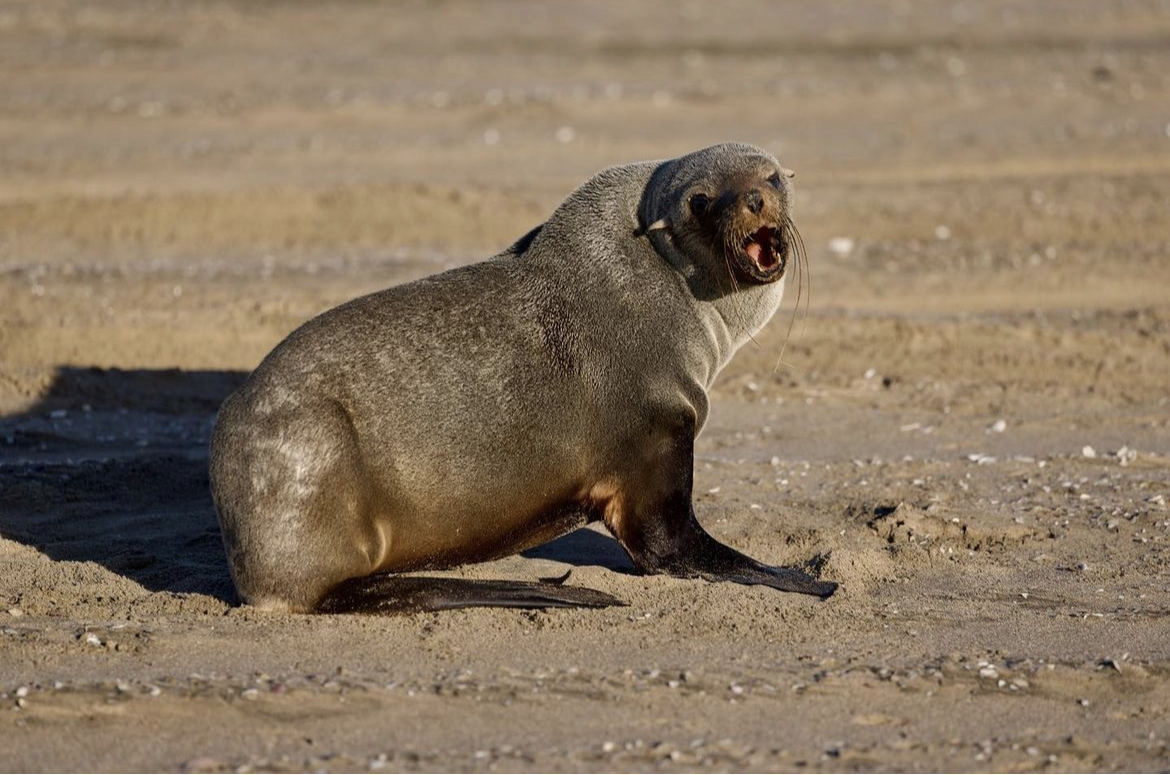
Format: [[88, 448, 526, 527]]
[[636, 218, 669, 238], [781, 167, 795, 179]]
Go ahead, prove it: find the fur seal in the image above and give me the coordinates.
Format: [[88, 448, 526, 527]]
[[210, 142, 837, 614]]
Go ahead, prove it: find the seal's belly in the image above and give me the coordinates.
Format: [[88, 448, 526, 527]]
[[371, 490, 593, 572], [346, 387, 599, 572]]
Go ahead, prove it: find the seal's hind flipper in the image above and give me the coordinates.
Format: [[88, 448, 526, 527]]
[[316, 575, 625, 616]]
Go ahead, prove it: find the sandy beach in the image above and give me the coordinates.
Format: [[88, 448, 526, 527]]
[[2, 0, 1169, 770]]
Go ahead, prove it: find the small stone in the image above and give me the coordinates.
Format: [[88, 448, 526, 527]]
[[828, 236, 855, 256], [989, 419, 1007, 433], [1082, 446, 1097, 458], [14, 687, 28, 698]]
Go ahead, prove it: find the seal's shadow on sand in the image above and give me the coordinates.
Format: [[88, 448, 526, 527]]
[[522, 528, 636, 573], [0, 367, 634, 603], [0, 367, 246, 602]]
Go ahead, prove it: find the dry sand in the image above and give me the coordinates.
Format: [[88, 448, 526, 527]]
[[2, 0, 1169, 771]]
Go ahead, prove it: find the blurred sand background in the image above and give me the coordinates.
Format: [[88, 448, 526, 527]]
[[2, 0, 1169, 771]]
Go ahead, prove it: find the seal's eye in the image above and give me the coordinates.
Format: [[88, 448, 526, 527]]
[[766, 172, 783, 189], [689, 193, 711, 217]]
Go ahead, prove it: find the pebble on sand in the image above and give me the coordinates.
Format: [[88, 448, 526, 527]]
[[828, 237, 855, 256]]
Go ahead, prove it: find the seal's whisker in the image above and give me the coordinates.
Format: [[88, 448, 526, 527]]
[[723, 249, 742, 295], [718, 214, 745, 298], [703, 228, 737, 298], [774, 215, 809, 373], [786, 215, 810, 337]]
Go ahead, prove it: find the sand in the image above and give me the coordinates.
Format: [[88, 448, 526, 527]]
[[2, 0, 1169, 771]]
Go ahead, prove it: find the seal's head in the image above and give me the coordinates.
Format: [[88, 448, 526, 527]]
[[640, 143, 800, 287]]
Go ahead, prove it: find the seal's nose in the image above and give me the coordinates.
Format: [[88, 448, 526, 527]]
[[744, 189, 764, 214]]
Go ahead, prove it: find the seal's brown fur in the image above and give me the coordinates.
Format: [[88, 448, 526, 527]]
[[210, 143, 836, 614]]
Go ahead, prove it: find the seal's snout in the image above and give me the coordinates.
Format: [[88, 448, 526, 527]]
[[709, 181, 789, 284], [744, 188, 764, 214], [709, 186, 770, 223]]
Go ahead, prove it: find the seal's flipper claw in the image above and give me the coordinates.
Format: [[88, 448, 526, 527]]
[[539, 569, 574, 585], [317, 575, 625, 616]]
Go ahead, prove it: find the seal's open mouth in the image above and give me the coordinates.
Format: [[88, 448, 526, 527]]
[[743, 226, 777, 269], [741, 225, 785, 275]]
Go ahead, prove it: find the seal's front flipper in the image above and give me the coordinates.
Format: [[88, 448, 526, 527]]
[[614, 503, 840, 599], [644, 513, 838, 599], [316, 575, 625, 616], [676, 520, 837, 597], [719, 567, 837, 598], [606, 408, 838, 599], [696, 551, 838, 599]]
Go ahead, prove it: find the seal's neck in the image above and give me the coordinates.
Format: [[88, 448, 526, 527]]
[[691, 279, 786, 384], [644, 229, 788, 385]]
